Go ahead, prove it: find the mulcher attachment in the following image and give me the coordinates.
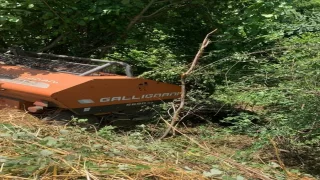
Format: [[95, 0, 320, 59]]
[[0, 48, 181, 121]]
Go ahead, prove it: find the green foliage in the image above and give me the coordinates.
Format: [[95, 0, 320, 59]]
[[1, 0, 320, 176], [0, 0, 180, 55], [98, 125, 115, 140], [2, 119, 295, 179], [214, 31, 320, 147], [221, 113, 261, 133]]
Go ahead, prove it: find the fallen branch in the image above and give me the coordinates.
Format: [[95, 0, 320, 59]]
[[159, 29, 217, 140]]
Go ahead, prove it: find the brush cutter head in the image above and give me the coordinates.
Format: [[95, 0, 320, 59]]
[[0, 49, 180, 116]]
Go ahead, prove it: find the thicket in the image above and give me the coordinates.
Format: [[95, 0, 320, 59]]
[[1, 0, 319, 175]]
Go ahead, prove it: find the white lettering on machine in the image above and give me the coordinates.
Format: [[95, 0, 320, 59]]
[[100, 92, 180, 103]]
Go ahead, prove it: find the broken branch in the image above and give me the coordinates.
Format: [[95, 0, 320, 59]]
[[159, 29, 217, 140]]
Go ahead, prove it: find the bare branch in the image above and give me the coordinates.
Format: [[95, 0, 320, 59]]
[[37, 34, 64, 52], [185, 29, 217, 75], [141, 4, 171, 19], [98, 0, 187, 54], [142, 0, 187, 19], [126, 0, 156, 31], [98, 0, 156, 53], [159, 29, 217, 139], [39, 0, 65, 24], [154, 0, 170, 4]]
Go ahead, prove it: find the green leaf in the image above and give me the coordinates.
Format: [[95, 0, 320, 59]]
[[8, 17, 19, 23], [236, 175, 246, 180], [42, 136, 58, 146], [59, 129, 69, 135], [115, 9, 120, 16], [135, 164, 151, 170], [222, 175, 236, 180], [93, 144, 103, 149], [0, 156, 8, 163], [121, 0, 130, 5], [184, 166, 193, 171], [40, 150, 54, 156], [102, 9, 112, 15], [270, 162, 281, 168], [0, 133, 11, 137], [77, 20, 86, 26], [0, 16, 7, 22], [26, 165, 39, 172], [118, 164, 129, 170], [203, 168, 223, 177], [262, 14, 273, 18]]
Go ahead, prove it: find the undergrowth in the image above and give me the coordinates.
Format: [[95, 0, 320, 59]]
[[0, 109, 318, 180]]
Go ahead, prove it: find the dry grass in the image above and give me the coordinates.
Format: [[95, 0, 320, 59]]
[[0, 109, 316, 180], [0, 108, 44, 127], [0, 109, 208, 180]]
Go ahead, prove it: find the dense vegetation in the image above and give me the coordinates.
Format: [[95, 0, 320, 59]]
[[0, 0, 320, 179]]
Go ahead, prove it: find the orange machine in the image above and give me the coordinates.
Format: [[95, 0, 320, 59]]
[[0, 49, 180, 121]]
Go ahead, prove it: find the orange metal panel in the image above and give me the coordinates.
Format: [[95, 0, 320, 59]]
[[0, 65, 181, 111], [0, 65, 91, 106], [0, 65, 90, 92], [52, 78, 181, 109]]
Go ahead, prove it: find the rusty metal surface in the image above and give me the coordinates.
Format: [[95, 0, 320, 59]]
[[0, 97, 21, 109]]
